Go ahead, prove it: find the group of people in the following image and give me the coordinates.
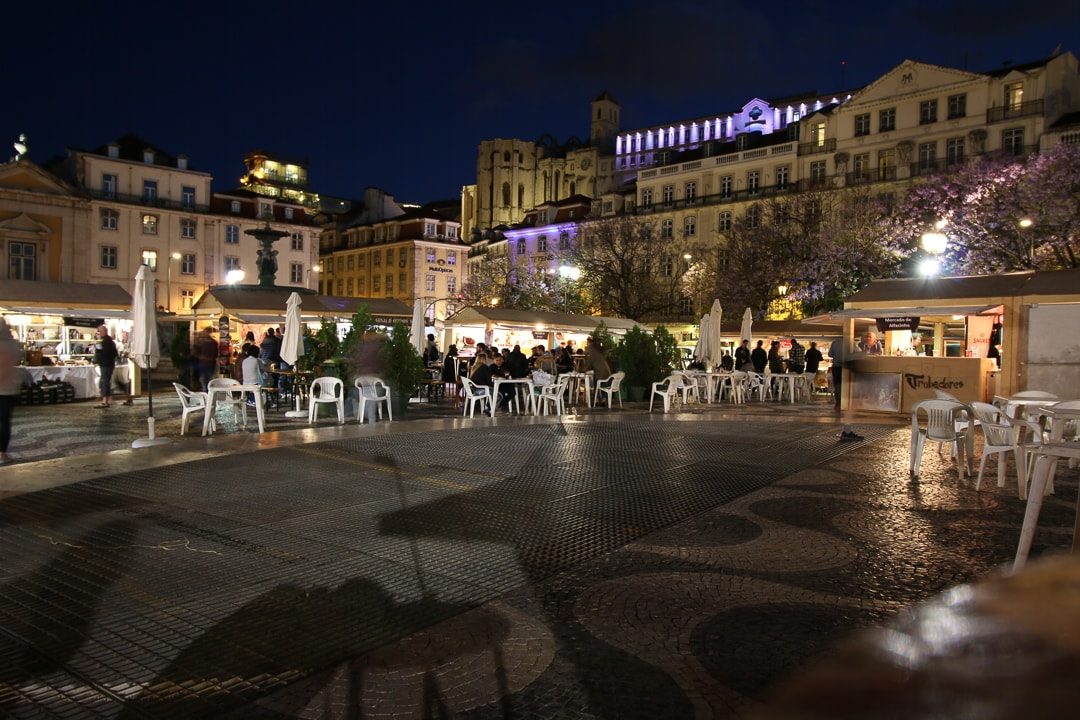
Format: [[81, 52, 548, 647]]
[[729, 338, 825, 376]]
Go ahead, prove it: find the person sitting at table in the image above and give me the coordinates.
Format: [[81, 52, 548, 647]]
[[240, 344, 263, 407], [507, 345, 529, 379], [441, 344, 458, 385], [720, 352, 734, 372], [470, 352, 491, 384], [585, 336, 611, 378], [489, 353, 516, 410], [805, 342, 823, 374], [555, 345, 574, 374]]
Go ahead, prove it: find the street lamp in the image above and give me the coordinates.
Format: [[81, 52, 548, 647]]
[[307, 263, 321, 291], [166, 252, 181, 311], [1019, 217, 1034, 268], [225, 268, 245, 285], [558, 265, 581, 310], [920, 222, 948, 277]]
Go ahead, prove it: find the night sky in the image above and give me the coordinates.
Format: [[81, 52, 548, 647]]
[[5, 1, 1078, 205]]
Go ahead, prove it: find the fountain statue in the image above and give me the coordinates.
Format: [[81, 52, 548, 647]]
[[244, 221, 290, 288]]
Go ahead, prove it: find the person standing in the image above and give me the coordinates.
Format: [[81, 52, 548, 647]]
[[767, 341, 785, 374], [584, 336, 611, 379], [93, 324, 120, 408], [788, 338, 806, 374], [750, 340, 767, 373], [0, 319, 23, 463], [423, 334, 440, 364], [805, 341, 823, 374], [192, 327, 218, 392], [734, 340, 751, 371]]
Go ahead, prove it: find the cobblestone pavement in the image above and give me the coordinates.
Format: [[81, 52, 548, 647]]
[[0, 403, 1075, 718]]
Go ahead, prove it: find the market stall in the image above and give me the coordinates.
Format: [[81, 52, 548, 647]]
[[811, 269, 1080, 413], [442, 307, 642, 356], [0, 280, 136, 399]]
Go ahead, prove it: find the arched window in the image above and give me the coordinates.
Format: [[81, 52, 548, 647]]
[[517, 184, 525, 208], [503, 150, 510, 162], [554, 171, 561, 200], [501, 182, 511, 207]]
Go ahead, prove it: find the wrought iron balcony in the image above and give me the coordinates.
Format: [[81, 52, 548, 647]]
[[986, 99, 1044, 123], [797, 138, 837, 156], [89, 188, 209, 213]]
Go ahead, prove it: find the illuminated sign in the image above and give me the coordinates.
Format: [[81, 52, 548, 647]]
[[904, 373, 964, 390]]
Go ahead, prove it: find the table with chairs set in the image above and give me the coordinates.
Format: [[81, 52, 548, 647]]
[[905, 389, 1080, 571], [647, 369, 817, 413]]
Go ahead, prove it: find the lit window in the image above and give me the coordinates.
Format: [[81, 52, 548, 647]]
[[142, 214, 158, 235], [426, 274, 436, 291], [141, 249, 158, 271], [100, 246, 117, 269], [447, 250, 456, 266], [1005, 82, 1023, 110]]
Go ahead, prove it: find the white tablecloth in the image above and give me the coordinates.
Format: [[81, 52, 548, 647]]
[[24, 365, 131, 399]]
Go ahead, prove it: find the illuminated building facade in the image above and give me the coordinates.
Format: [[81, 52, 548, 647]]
[[2, 135, 318, 310], [320, 198, 465, 322], [477, 195, 592, 278]]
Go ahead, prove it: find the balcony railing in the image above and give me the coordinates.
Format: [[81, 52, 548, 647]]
[[797, 137, 837, 156], [89, 188, 209, 213], [986, 99, 1044, 123]]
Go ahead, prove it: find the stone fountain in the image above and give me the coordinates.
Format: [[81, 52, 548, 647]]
[[245, 221, 290, 288]]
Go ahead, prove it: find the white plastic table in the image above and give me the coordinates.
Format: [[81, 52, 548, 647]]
[[203, 384, 266, 436], [771, 373, 803, 403], [491, 378, 534, 417], [560, 372, 593, 407]]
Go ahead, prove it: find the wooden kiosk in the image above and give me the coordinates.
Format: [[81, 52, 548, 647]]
[[813, 269, 1080, 414]]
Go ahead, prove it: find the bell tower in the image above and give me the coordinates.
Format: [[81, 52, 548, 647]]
[[590, 91, 620, 153]]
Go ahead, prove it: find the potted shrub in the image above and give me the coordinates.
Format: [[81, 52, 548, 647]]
[[379, 321, 426, 415], [616, 326, 661, 401]]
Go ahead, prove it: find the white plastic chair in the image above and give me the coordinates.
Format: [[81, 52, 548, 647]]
[[308, 376, 345, 424], [207, 377, 247, 428], [1014, 441, 1080, 571], [672, 371, 702, 404], [970, 401, 1035, 494], [354, 375, 392, 424], [173, 382, 212, 436], [910, 399, 974, 478], [649, 375, 683, 413], [593, 371, 624, 409], [744, 372, 768, 402], [460, 377, 490, 418], [536, 378, 569, 415]]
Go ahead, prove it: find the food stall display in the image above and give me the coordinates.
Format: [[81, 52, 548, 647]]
[[814, 269, 1080, 413], [442, 307, 642, 355]]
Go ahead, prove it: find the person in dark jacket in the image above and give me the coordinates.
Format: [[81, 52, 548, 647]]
[[441, 344, 459, 384], [750, 340, 767, 373], [734, 340, 751, 371], [192, 327, 219, 392], [93, 324, 120, 408], [506, 345, 529, 379], [767, 341, 785, 374], [805, 342, 823, 374]]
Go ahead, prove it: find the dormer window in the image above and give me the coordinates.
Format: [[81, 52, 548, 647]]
[[107, 144, 119, 159], [177, 155, 189, 170], [230, 200, 241, 213], [259, 202, 272, 218], [142, 149, 154, 164], [284, 207, 294, 220]]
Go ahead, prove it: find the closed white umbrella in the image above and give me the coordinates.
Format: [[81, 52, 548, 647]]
[[693, 312, 710, 364], [411, 298, 425, 355], [281, 292, 308, 418], [740, 307, 754, 346], [707, 300, 724, 369], [130, 264, 169, 447]]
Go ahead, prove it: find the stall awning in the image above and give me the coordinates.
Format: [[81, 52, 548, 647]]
[[2, 306, 131, 320], [804, 305, 1000, 325], [444, 306, 642, 333], [0, 280, 131, 311]]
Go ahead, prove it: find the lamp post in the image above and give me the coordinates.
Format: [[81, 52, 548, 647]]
[[1019, 217, 1034, 268], [307, 263, 321, 291], [166, 252, 181, 311], [920, 223, 948, 277]]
